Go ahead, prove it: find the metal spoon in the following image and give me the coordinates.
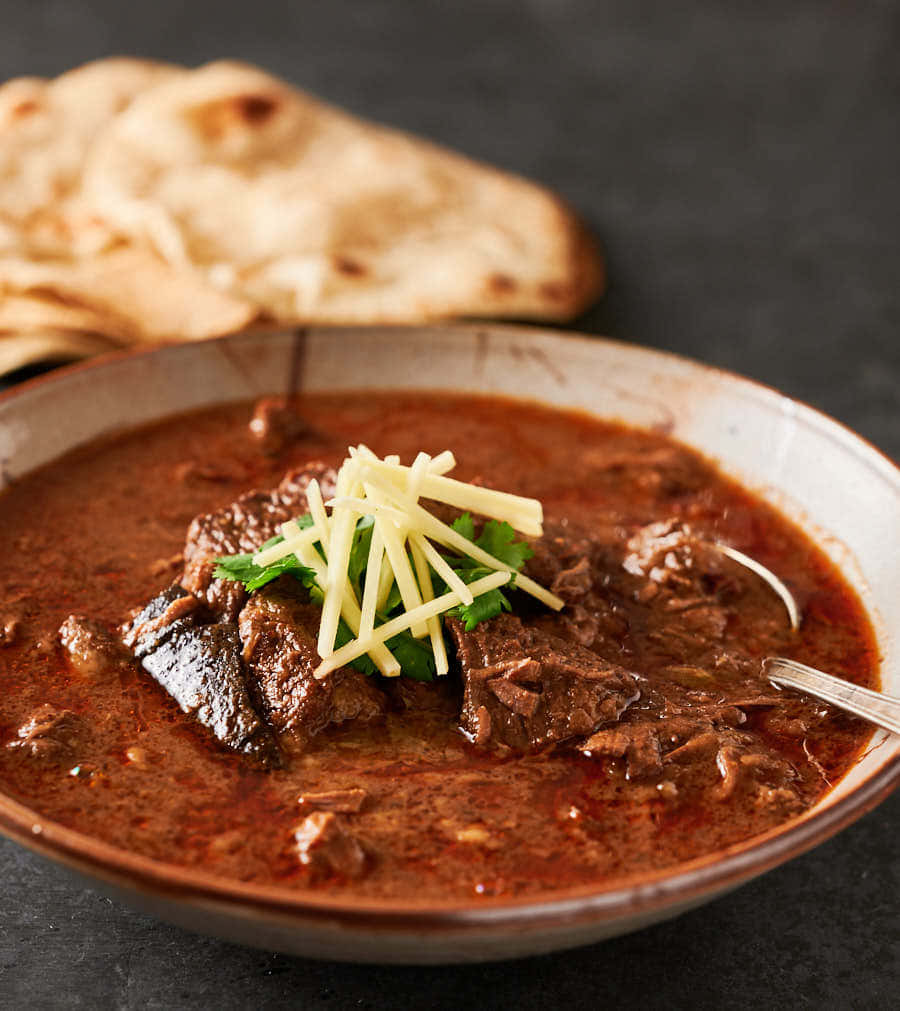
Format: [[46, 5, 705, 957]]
[[765, 657, 900, 736]]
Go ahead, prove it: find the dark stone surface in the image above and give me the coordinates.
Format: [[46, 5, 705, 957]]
[[0, 0, 897, 1006]]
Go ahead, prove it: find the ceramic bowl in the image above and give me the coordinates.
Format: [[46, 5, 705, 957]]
[[0, 324, 897, 963]]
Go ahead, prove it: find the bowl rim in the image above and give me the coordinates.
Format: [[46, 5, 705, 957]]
[[0, 322, 898, 935]]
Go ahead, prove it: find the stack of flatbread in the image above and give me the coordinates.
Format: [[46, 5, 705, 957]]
[[0, 58, 604, 374]]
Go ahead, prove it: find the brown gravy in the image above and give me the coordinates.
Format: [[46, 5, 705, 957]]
[[0, 393, 878, 900]]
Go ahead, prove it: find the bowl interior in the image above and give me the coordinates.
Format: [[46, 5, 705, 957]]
[[0, 323, 897, 953]]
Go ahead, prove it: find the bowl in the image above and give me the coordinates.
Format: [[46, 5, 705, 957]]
[[0, 323, 897, 962]]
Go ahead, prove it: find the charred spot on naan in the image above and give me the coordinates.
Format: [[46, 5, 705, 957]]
[[186, 91, 282, 142]]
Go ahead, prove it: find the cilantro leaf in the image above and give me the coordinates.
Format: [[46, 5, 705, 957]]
[[449, 588, 512, 631], [336, 616, 433, 681], [213, 552, 317, 593], [449, 514, 533, 570], [213, 517, 317, 593], [444, 564, 515, 630], [439, 517, 532, 630], [450, 512, 476, 541], [212, 553, 261, 584], [382, 579, 402, 615], [474, 519, 534, 569]]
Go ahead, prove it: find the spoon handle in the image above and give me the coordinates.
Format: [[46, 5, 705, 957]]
[[765, 657, 900, 736]]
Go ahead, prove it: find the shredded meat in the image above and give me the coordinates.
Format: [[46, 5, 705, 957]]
[[7, 705, 85, 763], [298, 788, 368, 813], [449, 613, 640, 751]]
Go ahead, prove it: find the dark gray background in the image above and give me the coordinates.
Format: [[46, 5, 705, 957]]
[[1, 1, 898, 1007]]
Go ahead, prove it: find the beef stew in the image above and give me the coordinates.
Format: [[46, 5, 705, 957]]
[[0, 392, 878, 901]]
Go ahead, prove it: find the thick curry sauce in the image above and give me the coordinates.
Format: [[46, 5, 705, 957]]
[[0, 393, 878, 900]]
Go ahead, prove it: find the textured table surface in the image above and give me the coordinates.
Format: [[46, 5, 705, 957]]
[[1, 1, 898, 1007]]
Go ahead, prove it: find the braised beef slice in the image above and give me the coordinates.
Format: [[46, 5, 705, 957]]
[[622, 520, 731, 605], [522, 522, 596, 593], [616, 519, 747, 670], [123, 585, 278, 766], [551, 557, 593, 602], [448, 613, 640, 751], [140, 621, 277, 764], [122, 584, 203, 657], [181, 463, 337, 621], [238, 578, 385, 753]]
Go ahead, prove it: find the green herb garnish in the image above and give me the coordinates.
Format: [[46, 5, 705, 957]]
[[213, 511, 533, 680]]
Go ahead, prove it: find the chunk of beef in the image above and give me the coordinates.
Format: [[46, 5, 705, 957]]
[[141, 622, 278, 765], [522, 523, 632, 658], [238, 579, 385, 753], [448, 614, 640, 751], [7, 705, 85, 763], [551, 557, 593, 603], [580, 703, 803, 810], [59, 615, 131, 678], [708, 736, 803, 809], [522, 521, 596, 592], [249, 396, 312, 453], [533, 592, 632, 660], [123, 586, 278, 766], [665, 729, 721, 764], [0, 614, 20, 647], [622, 517, 695, 582], [581, 723, 662, 779], [181, 463, 337, 621], [293, 811, 367, 879], [620, 519, 738, 668], [623, 520, 734, 604]]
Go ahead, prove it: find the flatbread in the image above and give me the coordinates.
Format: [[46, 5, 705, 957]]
[[0, 248, 256, 342], [0, 58, 604, 374], [0, 330, 119, 375], [80, 60, 604, 324], [0, 292, 124, 338], [0, 58, 183, 257]]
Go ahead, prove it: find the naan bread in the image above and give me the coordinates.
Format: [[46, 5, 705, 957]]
[[0, 248, 255, 342], [0, 58, 183, 257], [0, 58, 604, 372], [0, 331, 120, 376], [80, 61, 603, 325]]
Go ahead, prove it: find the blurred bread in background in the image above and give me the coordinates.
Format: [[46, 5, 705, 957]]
[[0, 58, 604, 373]]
